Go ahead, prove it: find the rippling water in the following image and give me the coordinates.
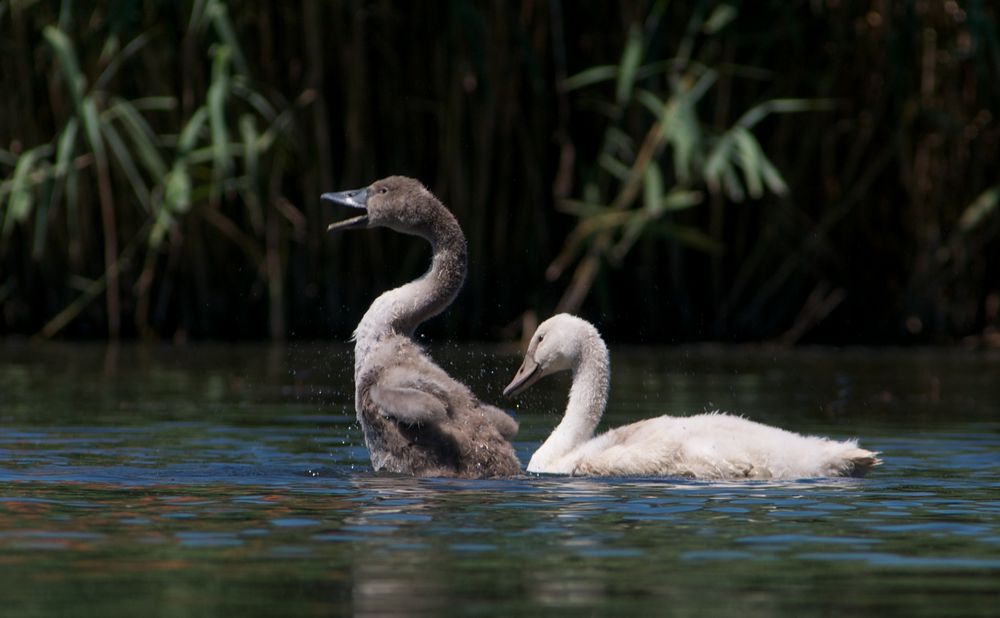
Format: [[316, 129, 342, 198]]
[[1, 343, 998, 616]]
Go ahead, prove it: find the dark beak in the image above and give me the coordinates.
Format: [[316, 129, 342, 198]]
[[322, 188, 370, 232], [503, 355, 543, 397]]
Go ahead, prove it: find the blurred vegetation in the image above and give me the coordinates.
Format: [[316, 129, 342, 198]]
[[0, 0, 998, 345], [544, 4, 830, 318]]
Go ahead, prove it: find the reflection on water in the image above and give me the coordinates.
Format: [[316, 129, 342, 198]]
[[1, 343, 999, 616]]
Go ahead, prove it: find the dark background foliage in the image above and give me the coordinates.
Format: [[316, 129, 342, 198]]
[[1, 0, 997, 345]]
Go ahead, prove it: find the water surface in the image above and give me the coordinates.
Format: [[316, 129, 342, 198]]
[[1, 342, 998, 616]]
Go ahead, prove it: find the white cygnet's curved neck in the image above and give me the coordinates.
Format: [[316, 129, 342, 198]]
[[527, 333, 610, 473], [353, 221, 466, 376]]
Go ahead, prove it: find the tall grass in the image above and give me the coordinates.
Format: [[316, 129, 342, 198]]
[[0, 0, 296, 340], [0, 1, 997, 345], [545, 4, 832, 316], [546, 1, 1000, 344]]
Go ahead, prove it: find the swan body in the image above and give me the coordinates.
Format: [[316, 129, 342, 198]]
[[324, 176, 519, 478], [504, 314, 881, 479]]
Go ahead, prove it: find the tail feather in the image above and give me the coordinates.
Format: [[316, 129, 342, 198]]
[[843, 448, 881, 477]]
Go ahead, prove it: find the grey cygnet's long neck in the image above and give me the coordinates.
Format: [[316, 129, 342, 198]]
[[354, 213, 467, 374]]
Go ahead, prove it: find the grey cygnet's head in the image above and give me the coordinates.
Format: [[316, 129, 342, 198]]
[[322, 176, 448, 237]]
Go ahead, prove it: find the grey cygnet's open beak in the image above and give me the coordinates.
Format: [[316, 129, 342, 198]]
[[322, 187, 370, 231]]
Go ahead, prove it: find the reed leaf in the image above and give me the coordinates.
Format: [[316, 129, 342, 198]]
[[667, 99, 701, 184], [562, 65, 617, 91], [721, 162, 744, 202], [53, 118, 78, 179], [81, 96, 106, 161], [604, 127, 635, 161], [164, 165, 192, 214], [650, 222, 724, 254], [256, 107, 296, 152], [636, 89, 665, 117], [208, 46, 233, 188], [958, 185, 999, 232], [94, 31, 150, 91], [702, 4, 737, 34], [704, 134, 733, 194], [611, 211, 649, 263], [615, 26, 643, 105], [207, 1, 249, 76], [661, 188, 703, 211], [179, 107, 209, 155], [240, 114, 259, 184], [688, 67, 719, 102], [643, 165, 664, 212], [98, 33, 119, 67], [47, 117, 80, 247], [43, 26, 85, 112], [735, 98, 836, 130], [3, 147, 39, 234], [733, 128, 764, 199], [150, 162, 191, 247], [188, 0, 210, 31], [637, 87, 704, 185], [100, 117, 151, 209], [239, 113, 264, 232], [106, 98, 169, 180], [232, 82, 277, 122], [634, 59, 677, 81], [598, 153, 631, 181], [56, 0, 71, 30], [758, 149, 788, 196], [148, 210, 172, 249]]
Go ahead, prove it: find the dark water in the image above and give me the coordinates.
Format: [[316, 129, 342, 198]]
[[1, 342, 998, 617]]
